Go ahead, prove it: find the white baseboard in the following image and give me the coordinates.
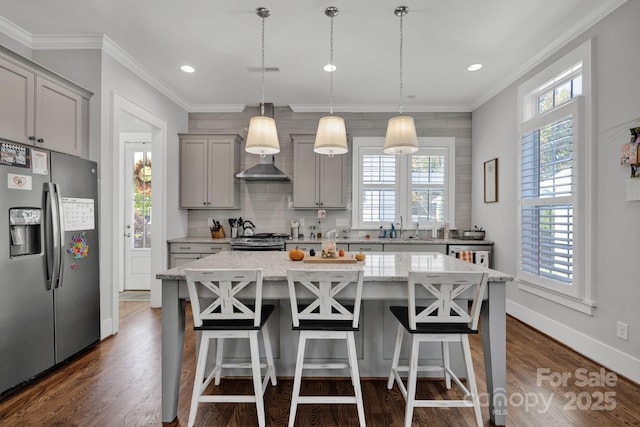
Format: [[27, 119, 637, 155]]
[[507, 299, 640, 385], [100, 318, 114, 340]]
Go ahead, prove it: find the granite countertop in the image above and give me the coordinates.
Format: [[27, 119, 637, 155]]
[[156, 251, 511, 282], [167, 236, 494, 245]]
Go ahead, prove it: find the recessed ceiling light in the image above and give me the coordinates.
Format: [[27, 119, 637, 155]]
[[181, 65, 195, 73], [323, 63, 336, 72], [467, 63, 483, 71]]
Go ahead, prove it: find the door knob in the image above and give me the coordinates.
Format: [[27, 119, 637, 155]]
[[124, 233, 131, 237]]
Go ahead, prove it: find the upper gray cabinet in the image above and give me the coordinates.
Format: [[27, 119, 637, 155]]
[[0, 51, 90, 157], [179, 134, 242, 209], [292, 134, 346, 209]]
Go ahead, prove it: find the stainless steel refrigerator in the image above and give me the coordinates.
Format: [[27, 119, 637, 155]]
[[1, 141, 100, 396]]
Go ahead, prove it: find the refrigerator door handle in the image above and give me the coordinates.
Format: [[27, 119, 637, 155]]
[[53, 184, 65, 288], [43, 183, 63, 290]]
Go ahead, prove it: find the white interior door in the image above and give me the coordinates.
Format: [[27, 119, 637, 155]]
[[123, 142, 152, 291]]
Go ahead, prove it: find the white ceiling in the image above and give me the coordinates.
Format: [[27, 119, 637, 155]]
[[0, 0, 625, 112]]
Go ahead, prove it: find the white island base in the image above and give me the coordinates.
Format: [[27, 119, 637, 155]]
[[157, 251, 512, 425]]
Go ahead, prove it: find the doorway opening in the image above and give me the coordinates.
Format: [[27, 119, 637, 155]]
[[122, 140, 152, 293], [110, 93, 167, 335]]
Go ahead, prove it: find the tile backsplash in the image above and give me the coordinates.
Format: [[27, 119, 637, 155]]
[[186, 108, 472, 237]]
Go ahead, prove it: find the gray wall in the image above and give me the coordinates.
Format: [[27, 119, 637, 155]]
[[472, 0, 640, 382], [32, 47, 189, 330], [187, 110, 472, 237]]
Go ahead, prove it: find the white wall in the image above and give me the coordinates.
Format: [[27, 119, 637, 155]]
[[472, 0, 640, 382]]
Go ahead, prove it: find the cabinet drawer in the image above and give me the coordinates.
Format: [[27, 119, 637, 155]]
[[348, 243, 383, 252], [383, 243, 446, 253], [169, 243, 230, 253], [286, 242, 322, 252]]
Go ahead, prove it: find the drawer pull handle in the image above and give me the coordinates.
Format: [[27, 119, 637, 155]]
[[179, 246, 190, 249]]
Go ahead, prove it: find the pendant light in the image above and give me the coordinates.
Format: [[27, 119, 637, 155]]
[[313, 6, 348, 156], [245, 7, 280, 156], [383, 6, 418, 155]]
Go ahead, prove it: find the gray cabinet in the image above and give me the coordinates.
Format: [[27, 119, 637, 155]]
[[179, 134, 241, 209], [0, 52, 89, 157], [292, 134, 346, 209], [168, 242, 230, 268]]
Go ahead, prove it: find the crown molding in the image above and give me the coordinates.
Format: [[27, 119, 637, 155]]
[[99, 35, 191, 111], [471, 0, 628, 111], [188, 104, 247, 113], [0, 14, 32, 47], [288, 104, 473, 113], [31, 33, 104, 49]]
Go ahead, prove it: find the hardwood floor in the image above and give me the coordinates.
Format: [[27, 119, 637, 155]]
[[1, 301, 638, 426]]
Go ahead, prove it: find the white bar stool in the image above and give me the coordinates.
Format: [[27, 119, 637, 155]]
[[184, 268, 277, 427], [286, 268, 366, 427], [387, 271, 488, 427]]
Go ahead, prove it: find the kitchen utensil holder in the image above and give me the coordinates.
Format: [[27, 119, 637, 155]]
[[211, 228, 225, 239]]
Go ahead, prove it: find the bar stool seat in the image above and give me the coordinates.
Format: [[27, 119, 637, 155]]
[[286, 268, 366, 427], [185, 268, 277, 427], [387, 271, 488, 427]]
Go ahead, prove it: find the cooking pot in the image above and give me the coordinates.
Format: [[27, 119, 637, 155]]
[[461, 229, 485, 240]]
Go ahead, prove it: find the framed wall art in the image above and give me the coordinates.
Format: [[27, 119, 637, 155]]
[[484, 158, 498, 203]]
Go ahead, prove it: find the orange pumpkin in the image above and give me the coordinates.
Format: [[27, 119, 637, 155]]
[[355, 252, 366, 261], [338, 248, 345, 257], [289, 246, 305, 261]]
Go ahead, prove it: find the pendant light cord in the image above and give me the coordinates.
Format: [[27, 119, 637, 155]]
[[260, 13, 266, 116], [398, 10, 404, 115], [329, 13, 334, 115]]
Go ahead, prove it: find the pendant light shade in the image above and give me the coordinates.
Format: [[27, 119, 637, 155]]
[[383, 115, 418, 155], [314, 115, 348, 155], [314, 6, 348, 156], [384, 6, 418, 155], [245, 115, 280, 155], [246, 7, 280, 155]]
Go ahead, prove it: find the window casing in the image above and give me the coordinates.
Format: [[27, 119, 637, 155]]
[[517, 40, 594, 314], [352, 137, 455, 230]]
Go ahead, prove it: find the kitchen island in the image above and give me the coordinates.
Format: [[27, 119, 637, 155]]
[[157, 251, 512, 425]]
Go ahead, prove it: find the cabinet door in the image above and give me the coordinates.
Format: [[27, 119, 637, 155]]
[[180, 137, 209, 208], [318, 153, 346, 208], [0, 57, 35, 144], [35, 76, 82, 156], [208, 141, 236, 208], [293, 139, 319, 208]]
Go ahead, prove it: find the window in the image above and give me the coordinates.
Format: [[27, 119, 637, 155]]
[[352, 137, 455, 230], [517, 40, 594, 314]]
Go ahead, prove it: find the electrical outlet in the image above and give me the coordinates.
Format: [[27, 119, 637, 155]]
[[336, 218, 349, 227], [617, 321, 628, 340]]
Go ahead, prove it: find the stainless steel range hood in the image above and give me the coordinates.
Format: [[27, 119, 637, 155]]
[[236, 155, 290, 181]]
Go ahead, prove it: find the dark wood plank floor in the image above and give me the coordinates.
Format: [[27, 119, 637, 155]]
[[0, 301, 638, 426]]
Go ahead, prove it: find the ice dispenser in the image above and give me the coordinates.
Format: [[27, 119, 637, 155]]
[[9, 208, 42, 258]]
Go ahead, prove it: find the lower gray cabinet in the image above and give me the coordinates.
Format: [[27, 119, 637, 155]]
[[168, 242, 230, 268]]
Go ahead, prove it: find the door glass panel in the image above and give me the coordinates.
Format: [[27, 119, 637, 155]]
[[132, 151, 152, 249]]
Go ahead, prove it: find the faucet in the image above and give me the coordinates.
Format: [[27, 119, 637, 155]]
[[415, 221, 420, 238], [398, 215, 404, 239]]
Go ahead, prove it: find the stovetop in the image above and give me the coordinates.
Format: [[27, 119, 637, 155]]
[[238, 233, 291, 240], [231, 233, 290, 250]]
